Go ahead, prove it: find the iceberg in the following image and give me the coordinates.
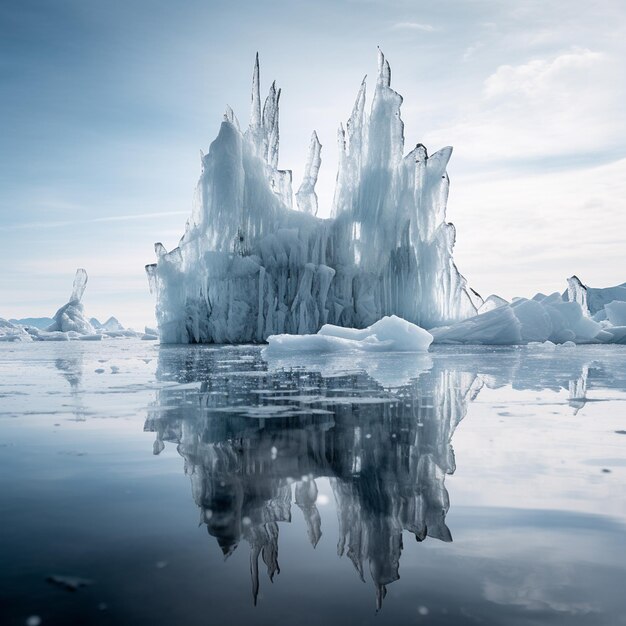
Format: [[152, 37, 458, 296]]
[[147, 51, 476, 344], [431, 281, 626, 345], [45, 269, 96, 336], [264, 315, 433, 354]]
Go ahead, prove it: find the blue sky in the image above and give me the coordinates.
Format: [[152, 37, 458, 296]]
[[1, 0, 625, 328]]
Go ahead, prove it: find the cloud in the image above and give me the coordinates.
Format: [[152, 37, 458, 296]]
[[446, 158, 626, 300], [390, 21, 435, 32], [483, 48, 605, 99], [0, 210, 188, 231], [424, 48, 624, 164]]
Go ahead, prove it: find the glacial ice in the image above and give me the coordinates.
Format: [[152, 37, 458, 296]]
[[147, 50, 476, 344], [431, 279, 626, 345], [265, 315, 433, 354]]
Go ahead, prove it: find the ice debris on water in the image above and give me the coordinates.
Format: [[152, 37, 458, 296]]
[[46, 575, 94, 591], [147, 50, 477, 344], [264, 315, 433, 354]]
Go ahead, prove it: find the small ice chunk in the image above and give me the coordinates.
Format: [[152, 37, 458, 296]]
[[46, 575, 93, 591], [264, 315, 432, 354]]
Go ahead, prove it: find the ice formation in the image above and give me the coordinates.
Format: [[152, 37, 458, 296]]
[[147, 51, 476, 344], [431, 277, 626, 345], [265, 315, 433, 354], [0, 269, 148, 342], [0, 318, 33, 342], [46, 269, 96, 336]]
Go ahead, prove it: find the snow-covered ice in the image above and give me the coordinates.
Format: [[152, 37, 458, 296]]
[[264, 315, 433, 354]]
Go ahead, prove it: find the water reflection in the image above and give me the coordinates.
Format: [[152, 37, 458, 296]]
[[144, 345, 626, 608], [55, 349, 86, 421]]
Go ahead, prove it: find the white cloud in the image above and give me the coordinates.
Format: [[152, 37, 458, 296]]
[[425, 48, 623, 162], [390, 21, 435, 32], [0, 210, 188, 231], [447, 158, 626, 301], [483, 48, 605, 99]]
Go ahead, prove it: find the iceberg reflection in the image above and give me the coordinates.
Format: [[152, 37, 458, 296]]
[[144, 345, 626, 607]]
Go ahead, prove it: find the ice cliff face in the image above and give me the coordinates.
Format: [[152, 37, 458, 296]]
[[147, 51, 476, 344]]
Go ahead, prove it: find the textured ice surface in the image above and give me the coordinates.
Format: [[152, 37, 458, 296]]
[[432, 279, 626, 345], [0, 318, 33, 342], [265, 315, 432, 354], [147, 51, 476, 344]]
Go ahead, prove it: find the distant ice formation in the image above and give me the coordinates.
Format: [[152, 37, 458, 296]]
[[147, 51, 476, 344], [265, 315, 433, 354], [46, 268, 97, 336], [0, 269, 151, 342], [0, 318, 33, 342]]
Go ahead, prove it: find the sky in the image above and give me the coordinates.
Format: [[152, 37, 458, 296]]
[[1, 0, 625, 329]]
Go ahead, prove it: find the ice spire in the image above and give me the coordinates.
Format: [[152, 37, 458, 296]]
[[377, 46, 391, 87], [250, 52, 261, 131], [295, 131, 322, 216], [246, 53, 265, 157], [70, 268, 88, 303], [332, 76, 367, 219], [567, 275, 590, 316], [224, 105, 240, 131], [262, 81, 281, 169]]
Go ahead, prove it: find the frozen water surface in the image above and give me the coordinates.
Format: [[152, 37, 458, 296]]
[[1, 340, 625, 625]]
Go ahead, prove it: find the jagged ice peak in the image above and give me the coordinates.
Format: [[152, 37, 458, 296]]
[[147, 50, 476, 344]]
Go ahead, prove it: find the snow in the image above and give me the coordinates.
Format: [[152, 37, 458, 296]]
[[147, 50, 476, 344], [264, 315, 433, 354]]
